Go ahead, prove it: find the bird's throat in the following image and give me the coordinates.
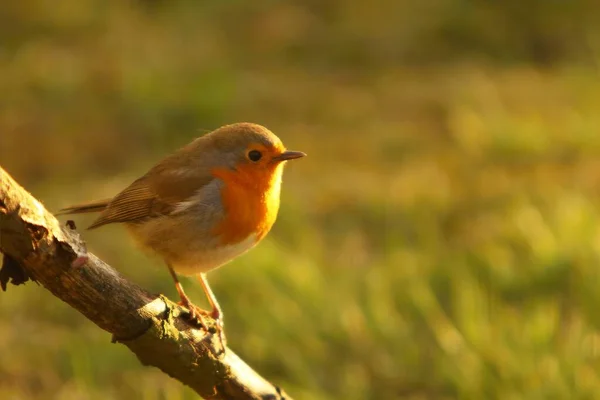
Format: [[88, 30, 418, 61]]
[[211, 164, 283, 244]]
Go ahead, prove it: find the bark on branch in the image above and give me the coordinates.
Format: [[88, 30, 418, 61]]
[[0, 166, 292, 400]]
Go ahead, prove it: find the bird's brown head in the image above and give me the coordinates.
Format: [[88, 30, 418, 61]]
[[203, 122, 306, 173]]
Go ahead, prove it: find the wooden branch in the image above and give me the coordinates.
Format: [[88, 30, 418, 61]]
[[0, 166, 291, 400]]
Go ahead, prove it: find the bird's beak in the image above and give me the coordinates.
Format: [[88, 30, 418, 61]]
[[273, 150, 306, 162]]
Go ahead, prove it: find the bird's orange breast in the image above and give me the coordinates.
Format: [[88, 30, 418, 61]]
[[210, 163, 283, 245]]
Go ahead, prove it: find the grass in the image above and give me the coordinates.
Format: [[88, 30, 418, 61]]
[[3, 1, 600, 399]]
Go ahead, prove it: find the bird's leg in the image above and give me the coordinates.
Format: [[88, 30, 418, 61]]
[[197, 273, 227, 349], [197, 273, 223, 320], [167, 264, 206, 329], [166, 266, 226, 350]]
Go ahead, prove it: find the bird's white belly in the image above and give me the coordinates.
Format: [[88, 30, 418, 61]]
[[171, 234, 258, 275]]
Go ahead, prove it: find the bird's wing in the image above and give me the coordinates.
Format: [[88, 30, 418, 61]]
[[88, 166, 216, 230]]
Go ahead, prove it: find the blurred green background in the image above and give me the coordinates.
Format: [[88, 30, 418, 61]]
[[2, 1, 600, 399]]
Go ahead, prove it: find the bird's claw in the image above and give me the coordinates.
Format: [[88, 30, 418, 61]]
[[178, 301, 208, 329], [71, 254, 89, 268], [178, 303, 227, 352], [213, 318, 227, 351]]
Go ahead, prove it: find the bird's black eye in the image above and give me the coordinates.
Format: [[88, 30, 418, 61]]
[[248, 150, 262, 162]]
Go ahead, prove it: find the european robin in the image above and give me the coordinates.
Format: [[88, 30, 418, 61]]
[[59, 122, 306, 348]]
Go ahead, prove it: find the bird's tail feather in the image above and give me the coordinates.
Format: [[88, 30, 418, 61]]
[[57, 199, 111, 215]]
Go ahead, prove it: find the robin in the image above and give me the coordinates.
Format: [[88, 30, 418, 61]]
[[59, 122, 306, 348]]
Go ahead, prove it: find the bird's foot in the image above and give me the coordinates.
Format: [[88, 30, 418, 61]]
[[178, 301, 208, 329], [71, 254, 89, 268], [178, 302, 227, 352]]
